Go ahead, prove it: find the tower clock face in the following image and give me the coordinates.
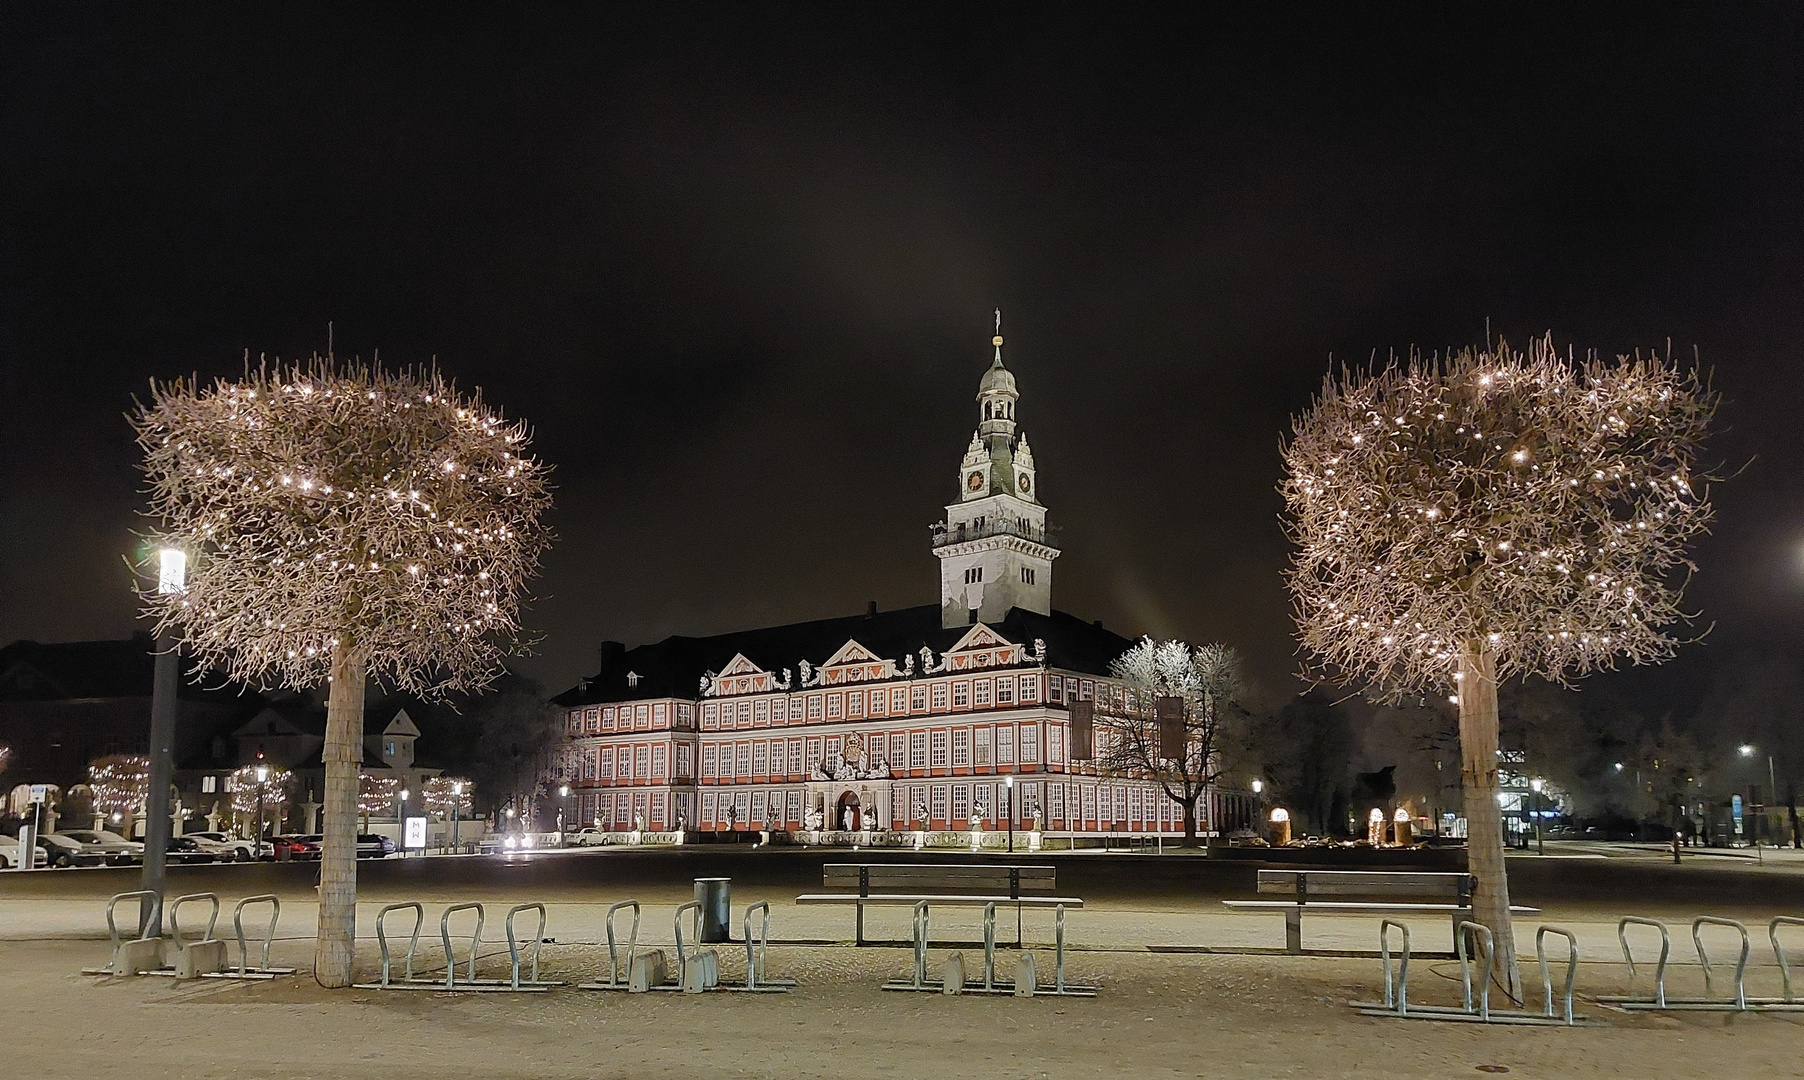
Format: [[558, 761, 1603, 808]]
[[967, 471, 984, 491], [1017, 474, 1031, 493]]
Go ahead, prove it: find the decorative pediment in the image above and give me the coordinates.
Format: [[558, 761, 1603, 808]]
[[819, 639, 899, 685], [704, 654, 776, 697], [718, 653, 765, 677], [942, 623, 1026, 671]]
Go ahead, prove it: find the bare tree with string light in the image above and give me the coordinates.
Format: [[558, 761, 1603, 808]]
[[134, 355, 552, 987], [1281, 333, 1715, 997]]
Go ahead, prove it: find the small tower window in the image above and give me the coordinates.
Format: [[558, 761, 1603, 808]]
[[1021, 568, 1036, 585]]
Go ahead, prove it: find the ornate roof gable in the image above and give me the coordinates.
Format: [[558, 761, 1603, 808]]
[[704, 653, 784, 697], [941, 623, 1028, 672], [819, 639, 899, 685]]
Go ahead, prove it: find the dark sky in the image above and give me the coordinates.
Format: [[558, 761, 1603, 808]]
[[3, 5, 1801, 710]]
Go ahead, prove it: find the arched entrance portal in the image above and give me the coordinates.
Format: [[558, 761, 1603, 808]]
[[835, 791, 862, 832]]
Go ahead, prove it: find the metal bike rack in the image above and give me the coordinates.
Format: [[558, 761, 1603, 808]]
[[169, 892, 221, 948], [1772, 916, 1803, 1005], [1356, 920, 1596, 1025], [354, 902, 432, 989], [883, 899, 1096, 997], [501, 903, 561, 990], [577, 900, 641, 991], [1692, 916, 1749, 1011], [441, 902, 490, 989], [82, 890, 164, 975], [200, 895, 296, 979], [882, 901, 935, 991], [1535, 926, 1580, 1025], [724, 900, 795, 993], [1599, 916, 1671, 1008]]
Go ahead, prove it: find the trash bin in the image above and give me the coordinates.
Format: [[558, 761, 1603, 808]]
[[695, 877, 731, 943]]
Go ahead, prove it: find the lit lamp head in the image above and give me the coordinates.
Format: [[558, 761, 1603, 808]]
[[1250, 779, 1264, 794], [452, 781, 463, 795], [1740, 744, 1756, 758], [1530, 778, 1543, 793], [559, 785, 569, 798], [254, 765, 269, 784], [156, 548, 187, 595], [400, 788, 410, 802], [1005, 775, 1014, 789]]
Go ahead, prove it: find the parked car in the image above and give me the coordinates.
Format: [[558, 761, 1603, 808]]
[[165, 836, 218, 864], [264, 835, 319, 861], [0, 835, 49, 869], [185, 831, 258, 861], [37, 833, 106, 868], [357, 834, 397, 859], [57, 829, 145, 866], [566, 827, 607, 847]]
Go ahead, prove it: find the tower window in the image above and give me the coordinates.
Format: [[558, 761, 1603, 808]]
[[1020, 568, 1036, 584], [964, 566, 984, 584]]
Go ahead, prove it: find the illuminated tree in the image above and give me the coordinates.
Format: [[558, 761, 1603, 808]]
[[1097, 638, 1246, 846], [228, 763, 293, 828], [356, 771, 401, 827], [422, 775, 474, 817], [89, 755, 151, 824], [135, 357, 552, 987], [1282, 335, 1715, 995]]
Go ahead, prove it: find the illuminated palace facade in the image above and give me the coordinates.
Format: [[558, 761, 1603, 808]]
[[553, 326, 1253, 841]]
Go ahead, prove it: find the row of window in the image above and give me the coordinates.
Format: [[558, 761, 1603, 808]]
[[697, 723, 1064, 780], [564, 700, 693, 737], [565, 675, 1143, 742], [564, 742, 694, 783], [682, 780, 1230, 831]]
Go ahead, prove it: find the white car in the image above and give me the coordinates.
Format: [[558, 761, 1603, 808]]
[[0, 835, 48, 869], [565, 827, 608, 847], [185, 831, 258, 861], [57, 829, 145, 865]]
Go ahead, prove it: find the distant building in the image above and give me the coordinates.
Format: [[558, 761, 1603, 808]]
[[553, 325, 1254, 840]]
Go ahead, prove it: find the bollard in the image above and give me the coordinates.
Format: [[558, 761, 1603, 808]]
[[941, 952, 966, 995], [1013, 952, 1038, 997], [695, 878, 731, 944]]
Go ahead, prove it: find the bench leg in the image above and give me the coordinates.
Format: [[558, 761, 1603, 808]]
[[856, 903, 864, 948], [1285, 908, 1302, 955]]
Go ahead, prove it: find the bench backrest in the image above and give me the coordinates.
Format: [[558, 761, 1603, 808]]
[[1256, 870, 1472, 903], [822, 863, 1057, 897]]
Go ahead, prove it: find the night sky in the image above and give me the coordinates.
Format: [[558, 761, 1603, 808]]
[[3, 5, 1801, 710]]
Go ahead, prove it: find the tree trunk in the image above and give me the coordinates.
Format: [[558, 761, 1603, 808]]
[[315, 641, 365, 988], [1456, 645, 1520, 1000], [1181, 797, 1199, 847]]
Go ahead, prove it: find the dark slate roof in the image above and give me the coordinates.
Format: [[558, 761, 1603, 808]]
[[553, 605, 1138, 707]]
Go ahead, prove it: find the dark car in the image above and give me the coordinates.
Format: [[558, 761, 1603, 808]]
[[165, 836, 218, 864], [265, 835, 320, 861], [37, 833, 105, 868], [357, 834, 397, 859]]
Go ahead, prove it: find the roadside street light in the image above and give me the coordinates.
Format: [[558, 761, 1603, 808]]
[[254, 762, 270, 859], [450, 781, 464, 853], [399, 788, 410, 854], [140, 547, 187, 936], [1005, 774, 1015, 854], [558, 784, 570, 835], [1250, 779, 1264, 840], [1530, 777, 1545, 856], [1739, 744, 1777, 851]]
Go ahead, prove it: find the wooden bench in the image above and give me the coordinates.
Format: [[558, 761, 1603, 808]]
[[1221, 869, 1540, 954], [795, 863, 1080, 946]]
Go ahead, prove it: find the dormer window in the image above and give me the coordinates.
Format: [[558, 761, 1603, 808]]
[[626, 671, 640, 688]]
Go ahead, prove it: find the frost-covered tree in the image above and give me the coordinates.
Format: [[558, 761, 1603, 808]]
[[135, 357, 552, 987], [1098, 638, 1246, 846], [1282, 335, 1714, 995]]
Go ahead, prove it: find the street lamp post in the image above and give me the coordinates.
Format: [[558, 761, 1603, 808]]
[[253, 762, 269, 858], [1530, 778, 1545, 856], [140, 547, 185, 936], [399, 788, 410, 856], [450, 781, 463, 853], [558, 784, 570, 836], [1005, 774, 1015, 854], [1250, 779, 1264, 841]]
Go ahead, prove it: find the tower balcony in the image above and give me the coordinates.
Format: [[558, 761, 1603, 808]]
[[931, 518, 1061, 551]]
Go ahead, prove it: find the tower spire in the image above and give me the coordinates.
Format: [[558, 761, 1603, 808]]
[[993, 308, 1004, 362]]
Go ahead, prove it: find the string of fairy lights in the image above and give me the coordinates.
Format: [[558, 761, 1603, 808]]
[[89, 755, 151, 819], [1281, 335, 1716, 699], [133, 358, 552, 697]]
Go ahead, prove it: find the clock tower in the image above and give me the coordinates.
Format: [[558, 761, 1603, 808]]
[[934, 314, 1059, 627]]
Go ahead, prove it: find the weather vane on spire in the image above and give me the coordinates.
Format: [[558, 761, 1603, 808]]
[[993, 308, 1004, 358]]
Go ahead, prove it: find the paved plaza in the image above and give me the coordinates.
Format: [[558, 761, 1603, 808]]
[[3, 846, 1801, 1079]]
